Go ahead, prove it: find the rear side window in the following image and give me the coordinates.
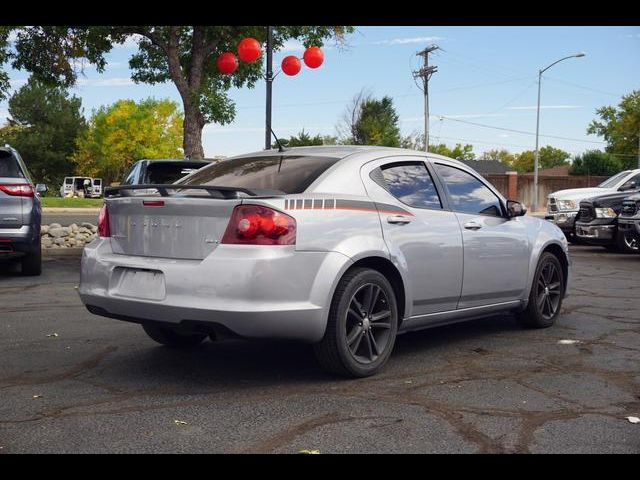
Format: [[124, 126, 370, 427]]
[[435, 163, 503, 217], [0, 151, 24, 178], [65, 178, 73, 185], [179, 156, 340, 194], [374, 162, 442, 209]]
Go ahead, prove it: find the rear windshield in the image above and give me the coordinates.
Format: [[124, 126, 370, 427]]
[[144, 162, 207, 184], [178, 155, 339, 194], [0, 151, 24, 178]]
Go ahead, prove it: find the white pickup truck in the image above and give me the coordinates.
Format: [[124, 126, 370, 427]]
[[546, 168, 640, 242]]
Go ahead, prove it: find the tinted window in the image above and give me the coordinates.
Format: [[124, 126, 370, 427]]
[[144, 162, 207, 184], [377, 162, 442, 209], [0, 151, 24, 178], [435, 164, 503, 216], [599, 170, 630, 188], [122, 163, 139, 185], [179, 155, 339, 194], [619, 173, 640, 191]]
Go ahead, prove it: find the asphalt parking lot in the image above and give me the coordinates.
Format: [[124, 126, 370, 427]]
[[0, 245, 638, 454]]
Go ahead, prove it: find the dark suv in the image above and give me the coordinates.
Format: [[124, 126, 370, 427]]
[[574, 189, 640, 253], [0, 145, 47, 275]]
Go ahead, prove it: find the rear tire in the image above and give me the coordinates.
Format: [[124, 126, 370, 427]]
[[313, 268, 398, 378], [615, 231, 639, 254], [519, 252, 565, 329], [21, 242, 42, 276], [142, 324, 206, 348]]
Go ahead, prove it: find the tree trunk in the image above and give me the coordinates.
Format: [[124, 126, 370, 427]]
[[183, 105, 205, 159]]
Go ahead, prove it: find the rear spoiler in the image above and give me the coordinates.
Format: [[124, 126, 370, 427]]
[[104, 184, 282, 199]]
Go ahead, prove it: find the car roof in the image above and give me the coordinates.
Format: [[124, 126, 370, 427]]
[[136, 158, 215, 164], [228, 145, 464, 166]]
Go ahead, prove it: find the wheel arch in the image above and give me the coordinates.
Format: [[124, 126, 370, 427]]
[[340, 255, 408, 324], [540, 242, 570, 297]]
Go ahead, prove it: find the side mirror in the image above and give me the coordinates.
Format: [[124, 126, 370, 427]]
[[619, 181, 637, 192], [36, 184, 47, 194], [507, 200, 526, 218]]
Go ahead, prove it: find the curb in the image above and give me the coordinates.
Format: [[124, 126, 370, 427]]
[[42, 208, 101, 213], [42, 247, 84, 258]]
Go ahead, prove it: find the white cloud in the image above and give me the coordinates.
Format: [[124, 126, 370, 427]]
[[624, 33, 640, 38], [0, 108, 9, 123], [113, 34, 143, 49], [373, 36, 443, 46], [507, 105, 582, 110], [76, 77, 135, 87], [279, 40, 304, 53]]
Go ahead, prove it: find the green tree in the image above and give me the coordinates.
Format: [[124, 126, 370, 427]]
[[508, 146, 571, 173], [273, 129, 338, 148], [480, 148, 515, 166], [340, 91, 401, 147], [3, 26, 353, 159], [430, 143, 476, 160], [570, 150, 623, 176], [587, 90, 640, 169], [72, 98, 183, 184], [0, 77, 86, 186]]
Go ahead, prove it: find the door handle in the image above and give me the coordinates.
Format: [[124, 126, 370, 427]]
[[387, 215, 412, 225], [463, 220, 482, 230]]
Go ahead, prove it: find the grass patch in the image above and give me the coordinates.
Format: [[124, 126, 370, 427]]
[[40, 197, 104, 208]]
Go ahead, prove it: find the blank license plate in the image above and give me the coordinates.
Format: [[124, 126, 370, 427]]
[[110, 268, 166, 301]]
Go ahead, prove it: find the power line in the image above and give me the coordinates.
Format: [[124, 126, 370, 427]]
[[435, 114, 606, 145]]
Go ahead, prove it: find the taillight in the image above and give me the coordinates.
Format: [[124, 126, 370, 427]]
[[221, 204, 296, 245], [98, 204, 111, 237], [0, 184, 34, 197]]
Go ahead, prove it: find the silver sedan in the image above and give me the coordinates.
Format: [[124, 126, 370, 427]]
[[79, 146, 571, 377]]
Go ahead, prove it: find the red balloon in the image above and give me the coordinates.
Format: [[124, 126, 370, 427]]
[[237, 37, 261, 63], [303, 46, 324, 69], [281, 55, 301, 76], [217, 52, 238, 75]]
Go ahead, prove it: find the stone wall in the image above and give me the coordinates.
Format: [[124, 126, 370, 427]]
[[41, 223, 97, 249]]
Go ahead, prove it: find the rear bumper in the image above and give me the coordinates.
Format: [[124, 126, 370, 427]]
[[0, 225, 33, 258], [78, 239, 350, 342]]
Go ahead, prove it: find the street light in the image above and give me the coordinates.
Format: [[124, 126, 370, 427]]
[[533, 52, 585, 212]]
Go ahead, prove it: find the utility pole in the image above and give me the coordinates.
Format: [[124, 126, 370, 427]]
[[265, 26, 274, 150], [413, 45, 439, 152], [637, 129, 640, 169]]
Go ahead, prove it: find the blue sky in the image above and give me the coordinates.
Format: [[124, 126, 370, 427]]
[[2, 26, 639, 158]]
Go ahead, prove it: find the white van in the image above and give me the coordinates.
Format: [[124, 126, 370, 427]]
[[60, 176, 103, 198]]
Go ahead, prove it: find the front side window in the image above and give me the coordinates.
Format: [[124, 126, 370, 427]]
[[435, 164, 503, 217], [375, 162, 442, 209], [619, 173, 640, 191], [599, 170, 630, 188]]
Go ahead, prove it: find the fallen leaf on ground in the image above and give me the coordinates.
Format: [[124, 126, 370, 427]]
[[46, 333, 59, 338], [174, 420, 188, 426], [32, 395, 43, 399], [298, 449, 321, 454], [404, 380, 413, 384], [557, 339, 580, 345], [626, 416, 639, 424]]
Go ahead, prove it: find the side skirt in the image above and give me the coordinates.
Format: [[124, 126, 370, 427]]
[[398, 300, 524, 334]]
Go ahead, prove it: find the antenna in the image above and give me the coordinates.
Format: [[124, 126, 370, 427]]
[[270, 127, 286, 153]]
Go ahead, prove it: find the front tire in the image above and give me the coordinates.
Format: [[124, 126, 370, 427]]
[[519, 252, 565, 328], [313, 268, 399, 378], [615, 231, 639, 254], [142, 324, 206, 348]]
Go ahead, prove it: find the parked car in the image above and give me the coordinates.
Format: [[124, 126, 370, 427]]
[[546, 169, 640, 242], [60, 176, 103, 198], [0, 145, 47, 275], [574, 189, 640, 253], [78, 146, 570, 377], [618, 193, 640, 252], [121, 159, 214, 186]]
